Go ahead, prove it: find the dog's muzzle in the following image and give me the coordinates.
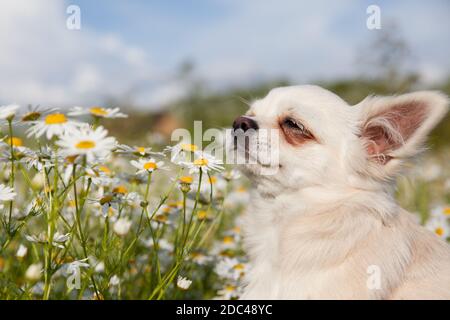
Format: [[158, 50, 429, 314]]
[[232, 116, 258, 132]]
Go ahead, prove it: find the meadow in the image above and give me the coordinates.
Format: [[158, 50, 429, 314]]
[[0, 96, 449, 300]]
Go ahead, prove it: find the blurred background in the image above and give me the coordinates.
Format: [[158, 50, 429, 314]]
[[1, 0, 449, 146]]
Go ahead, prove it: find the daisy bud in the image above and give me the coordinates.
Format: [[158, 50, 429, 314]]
[[179, 176, 193, 193], [140, 201, 148, 208]]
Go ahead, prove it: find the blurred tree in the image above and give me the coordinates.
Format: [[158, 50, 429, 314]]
[[355, 21, 418, 91]]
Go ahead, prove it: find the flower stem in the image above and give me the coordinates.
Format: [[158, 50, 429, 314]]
[[7, 120, 15, 233], [181, 169, 202, 250], [72, 163, 101, 299], [43, 146, 59, 299]]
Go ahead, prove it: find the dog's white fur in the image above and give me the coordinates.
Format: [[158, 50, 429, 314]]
[[238, 85, 450, 299]]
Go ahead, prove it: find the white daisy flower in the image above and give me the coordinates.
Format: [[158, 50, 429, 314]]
[[113, 218, 132, 236], [0, 184, 16, 202], [224, 186, 249, 208], [122, 192, 141, 208], [216, 257, 248, 281], [116, 144, 164, 157], [216, 284, 242, 300], [166, 142, 199, 164], [130, 158, 165, 174], [109, 275, 120, 286], [189, 251, 212, 265], [26, 112, 80, 139], [0, 104, 20, 120], [221, 169, 241, 181], [84, 165, 119, 187], [69, 106, 128, 119], [426, 216, 449, 239], [177, 276, 192, 290], [212, 234, 240, 253], [142, 238, 174, 252], [66, 258, 90, 272], [430, 206, 450, 219], [25, 232, 70, 248], [21, 146, 53, 171], [0, 136, 26, 150], [57, 125, 117, 163], [20, 105, 58, 122], [181, 151, 224, 174], [197, 174, 227, 195]]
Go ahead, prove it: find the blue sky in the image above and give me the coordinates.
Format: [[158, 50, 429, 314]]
[[0, 0, 449, 109]]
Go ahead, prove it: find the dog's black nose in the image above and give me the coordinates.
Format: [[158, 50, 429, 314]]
[[233, 116, 258, 132]]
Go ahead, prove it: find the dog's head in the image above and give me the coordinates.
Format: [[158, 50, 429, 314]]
[[232, 85, 448, 194]]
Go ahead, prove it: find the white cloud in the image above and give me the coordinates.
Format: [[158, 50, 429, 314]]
[[183, 0, 359, 85], [170, 0, 449, 86], [0, 0, 162, 108]]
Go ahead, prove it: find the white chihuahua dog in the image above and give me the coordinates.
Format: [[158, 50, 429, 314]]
[[232, 85, 450, 299]]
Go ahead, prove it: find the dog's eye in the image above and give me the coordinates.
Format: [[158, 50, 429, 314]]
[[281, 117, 314, 140], [283, 118, 305, 132]]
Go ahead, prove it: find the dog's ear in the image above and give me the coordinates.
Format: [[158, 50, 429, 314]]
[[357, 91, 448, 165]]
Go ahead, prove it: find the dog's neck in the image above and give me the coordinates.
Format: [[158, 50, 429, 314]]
[[250, 179, 399, 224]]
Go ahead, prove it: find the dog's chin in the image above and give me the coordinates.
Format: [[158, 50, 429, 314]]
[[241, 157, 282, 178], [232, 143, 281, 177]]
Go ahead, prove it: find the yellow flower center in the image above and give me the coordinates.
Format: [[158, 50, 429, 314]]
[[143, 162, 157, 170], [181, 143, 198, 152], [100, 195, 113, 205], [179, 176, 193, 184], [45, 113, 67, 125], [162, 207, 172, 213], [22, 111, 41, 122], [232, 226, 241, 234], [435, 227, 444, 236], [237, 186, 247, 193], [136, 147, 146, 154], [90, 107, 108, 116], [194, 158, 208, 166], [443, 207, 450, 216], [65, 155, 78, 163], [75, 140, 96, 149], [168, 201, 182, 208], [233, 263, 245, 271], [223, 236, 234, 244], [155, 214, 168, 223], [7, 137, 23, 147], [99, 165, 111, 175], [107, 207, 116, 217], [197, 210, 208, 220], [67, 199, 76, 208], [113, 185, 127, 194], [225, 285, 236, 292], [209, 176, 217, 184]]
